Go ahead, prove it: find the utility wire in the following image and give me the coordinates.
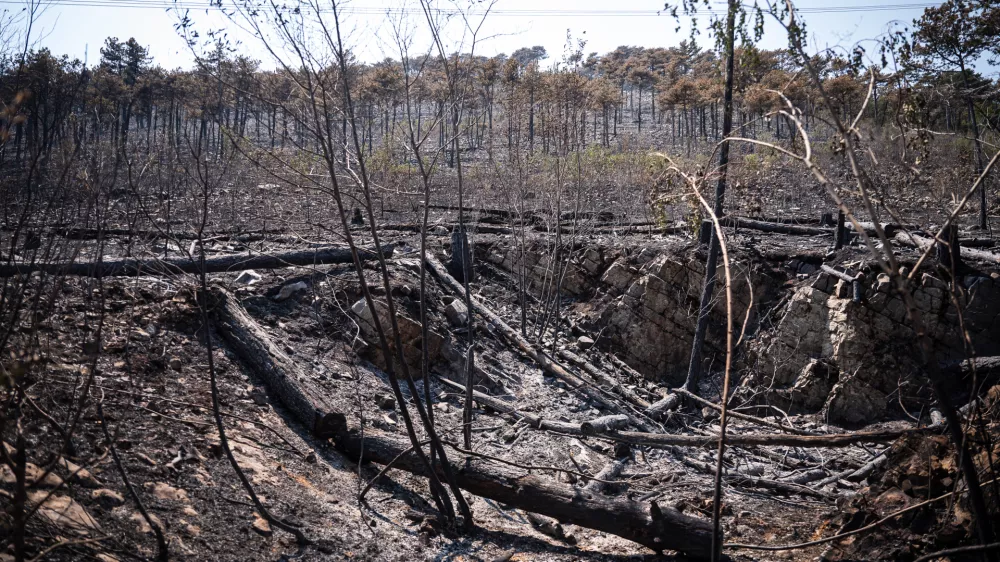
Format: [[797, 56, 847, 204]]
[[0, 0, 941, 14]]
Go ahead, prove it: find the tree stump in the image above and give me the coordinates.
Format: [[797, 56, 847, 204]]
[[936, 224, 961, 272], [450, 226, 475, 283], [834, 210, 846, 249]]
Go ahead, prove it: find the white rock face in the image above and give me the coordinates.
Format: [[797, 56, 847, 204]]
[[273, 281, 308, 301], [234, 270, 262, 285], [756, 270, 1000, 424]]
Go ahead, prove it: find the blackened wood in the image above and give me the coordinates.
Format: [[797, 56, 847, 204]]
[[894, 231, 999, 264], [426, 254, 650, 431], [583, 457, 629, 494], [211, 287, 344, 439], [440, 378, 922, 449], [330, 419, 717, 557], [720, 216, 832, 236], [0, 245, 393, 278], [580, 414, 630, 436], [645, 394, 682, 420], [557, 350, 651, 409], [835, 211, 846, 249], [936, 224, 961, 271], [450, 226, 475, 282]]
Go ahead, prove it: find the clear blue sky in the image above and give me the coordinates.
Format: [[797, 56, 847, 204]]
[[24, 0, 996, 75]]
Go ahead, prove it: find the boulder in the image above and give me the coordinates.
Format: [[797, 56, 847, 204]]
[[234, 270, 262, 285], [58, 458, 102, 488], [1, 462, 64, 489], [444, 299, 469, 327], [30, 492, 101, 536], [131, 511, 164, 535], [273, 281, 308, 302], [146, 481, 189, 502], [251, 513, 273, 537], [91, 488, 125, 509]]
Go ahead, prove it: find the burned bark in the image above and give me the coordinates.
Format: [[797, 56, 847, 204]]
[[211, 287, 345, 439], [0, 245, 394, 278]]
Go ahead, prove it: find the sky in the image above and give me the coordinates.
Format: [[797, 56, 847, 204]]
[[19, 0, 998, 76]]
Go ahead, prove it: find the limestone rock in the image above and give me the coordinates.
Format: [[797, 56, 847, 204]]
[[182, 521, 201, 537], [444, 299, 469, 327], [30, 492, 101, 536], [1, 462, 64, 489], [251, 513, 273, 537], [234, 270, 262, 285], [782, 359, 839, 413], [576, 336, 595, 351], [273, 281, 308, 302], [146, 481, 189, 502], [600, 259, 634, 291], [824, 378, 887, 425], [59, 458, 101, 488], [131, 511, 164, 535], [91, 488, 125, 509], [351, 298, 444, 376]]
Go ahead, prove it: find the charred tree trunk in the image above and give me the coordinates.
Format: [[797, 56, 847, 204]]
[[0, 245, 394, 278]]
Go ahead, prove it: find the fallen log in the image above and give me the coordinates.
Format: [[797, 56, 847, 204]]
[[680, 457, 834, 500], [943, 355, 1000, 378], [645, 394, 682, 421], [437, 378, 615, 436], [581, 414, 630, 436], [584, 457, 629, 494], [441, 378, 924, 449], [894, 231, 1000, 264], [426, 254, 652, 431], [9, 225, 288, 241], [54, 226, 288, 241], [557, 350, 651, 409], [211, 287, 344, 439], [720, 216, 832, 236], [605, 427, 929, 449], [962, 238, 997, 248], [607, 355, 649, 384], [847, 222, 908, 237], [675, 388, 816, 435], [370, 223, 514, 235], [214, 288, 716, 558], [332, 420, 716, 556], [0, 244, 393, 278]]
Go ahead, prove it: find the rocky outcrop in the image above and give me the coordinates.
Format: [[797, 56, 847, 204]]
[[482, 243, 607, 297], [351, 298, 445, 376], [591, 243, 776, 385], [752, 269, 1000, 424], [479, 235, 1000, 424], [481, 238, 781, 386]]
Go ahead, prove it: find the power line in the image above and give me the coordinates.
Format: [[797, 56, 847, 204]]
[[0, 0, 941, 14]]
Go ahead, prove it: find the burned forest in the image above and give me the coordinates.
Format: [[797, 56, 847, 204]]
[[2, 0, 1000, 560]]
